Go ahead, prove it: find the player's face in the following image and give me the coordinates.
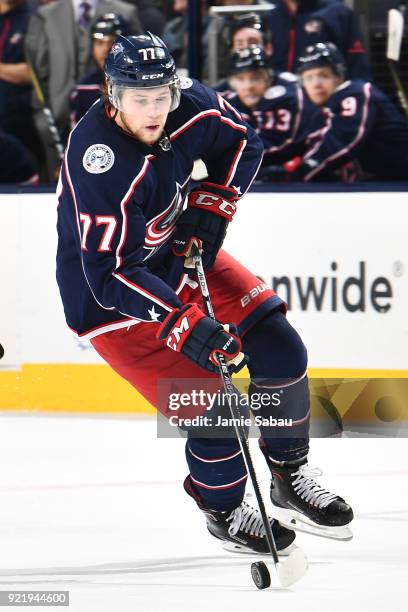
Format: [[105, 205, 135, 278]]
[[230, 70, 269, 108], [93, 36, 115, 69], [116, 86, 172, 145], [301, 67, 342, 106], [173, 0, 187, 13], [232, 28, 263, 50]]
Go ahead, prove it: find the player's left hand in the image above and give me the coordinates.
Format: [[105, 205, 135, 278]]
[[172, 182, 238, 270]]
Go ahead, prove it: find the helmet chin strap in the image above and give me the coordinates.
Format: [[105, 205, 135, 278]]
[[117, 112, 135, 138], [110, 107, 119, 121], [107, 83, 119, 121], [107, 104, 132, 136]]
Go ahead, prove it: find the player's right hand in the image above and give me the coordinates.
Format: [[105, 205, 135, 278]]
[[172, 182, 238, 271], [156, 303, 248, 374]]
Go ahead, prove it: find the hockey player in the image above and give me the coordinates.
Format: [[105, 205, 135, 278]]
[[215, 11, 274, 90], [70, 13, 129, 127], [228, 12, 273, 55], [224, 46, 324, 176], [56, 33, 353, 553], [289, 42, 408, 181]]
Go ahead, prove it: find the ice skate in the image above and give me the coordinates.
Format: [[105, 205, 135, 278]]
[[270, 457, 354, 541], [184, 476, 296, 555], [203, 499, 298, 555]]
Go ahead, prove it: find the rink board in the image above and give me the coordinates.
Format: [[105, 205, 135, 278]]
[[0, 189, 407, 412]]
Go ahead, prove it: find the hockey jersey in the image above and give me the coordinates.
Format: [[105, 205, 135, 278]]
[[302, 79, 408, 181], [56, 78, 263, 340], [225, 75, 324, 165]]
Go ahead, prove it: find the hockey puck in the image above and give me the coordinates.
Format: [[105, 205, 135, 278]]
[[251, 561, 271, 590], [0, 344, 4, 360]]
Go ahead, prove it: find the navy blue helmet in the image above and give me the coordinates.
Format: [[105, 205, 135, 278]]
[[91, 13, 129, 40], [226, 12, 272, 45], [297, 42, 347, 79], [104, 32, 181, 111], [229, 45, 269, 76], [229, 12, 262, 37]]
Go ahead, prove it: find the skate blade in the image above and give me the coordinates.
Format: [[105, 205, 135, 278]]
[[272, 506, 353, 541], [222, 540, 298, 556]]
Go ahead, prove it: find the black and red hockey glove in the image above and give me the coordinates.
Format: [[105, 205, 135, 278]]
[[172, 182, 239, 270], [156, 303, 248, 374]]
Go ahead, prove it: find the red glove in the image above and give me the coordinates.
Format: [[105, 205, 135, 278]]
[[188, 182, 238, 220], [283, 156, 302, 173], [172, 182, 239, 270]]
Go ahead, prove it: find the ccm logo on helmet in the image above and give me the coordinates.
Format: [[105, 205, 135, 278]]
[[142, 73, 164, 79], [166, 316, 189, 350]]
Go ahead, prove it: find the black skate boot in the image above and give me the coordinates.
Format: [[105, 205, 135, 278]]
[[269, 457, 354, 541], [184, 476, 296, 555]]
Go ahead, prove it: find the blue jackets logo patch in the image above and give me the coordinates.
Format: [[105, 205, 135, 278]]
[[83, 144, 115, 174], [180, 77, 193, 89]]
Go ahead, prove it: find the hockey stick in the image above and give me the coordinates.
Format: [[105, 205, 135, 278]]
[[27, 60, 65, 161], [191, 243, 308, 589], [387, 9, 408, 118]]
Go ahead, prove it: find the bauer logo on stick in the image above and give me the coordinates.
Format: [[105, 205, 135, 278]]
[[83, 144, 115, 174]]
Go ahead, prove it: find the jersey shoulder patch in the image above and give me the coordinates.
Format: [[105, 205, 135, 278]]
[[83, 144, 115, 174], [277, 71, 298, 83], [179, 76, 193, 89], [264, 85, 287, 100]]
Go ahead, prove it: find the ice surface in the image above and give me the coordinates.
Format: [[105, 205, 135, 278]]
[[0, 415, 406, 611]]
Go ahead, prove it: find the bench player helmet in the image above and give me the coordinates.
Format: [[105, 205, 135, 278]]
[[104, 32, 181, 112], [229, 45, 271, 77], [227, 12, 272, 46], [297, 42, 346, 79], [91, 13, 129, 39], [228, 12, 262, 38]]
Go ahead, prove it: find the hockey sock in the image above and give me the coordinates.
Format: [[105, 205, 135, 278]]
[[243, 310, 310, 462], [185, 437, 247, 511]]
